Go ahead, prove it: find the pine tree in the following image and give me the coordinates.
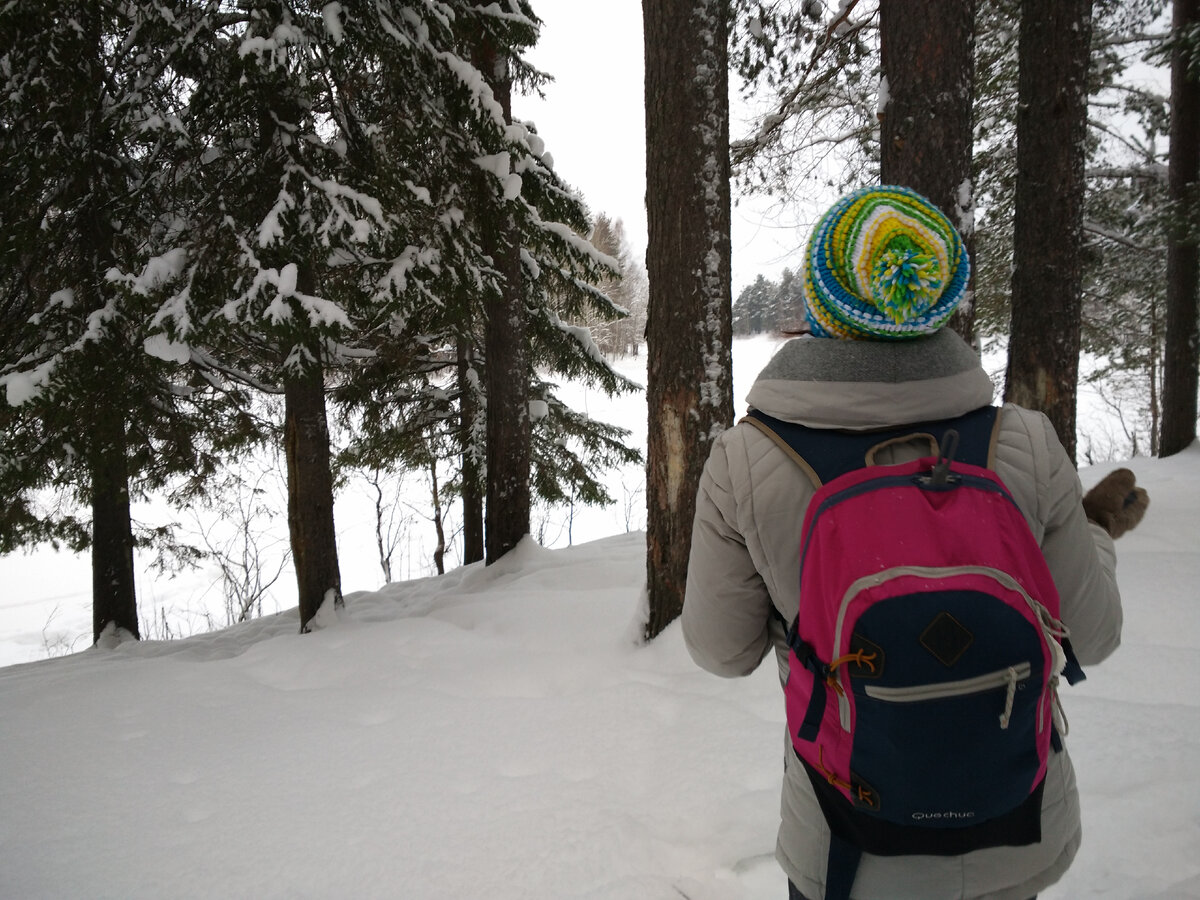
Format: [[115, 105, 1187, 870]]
[[1161, 0, 1200, 455], [879, 0, 977, 339], [332, 6, 642, 571], [974, 0, 1173, 457], [777, 267, 807, 330], [733, 274, 778, 334], [137, 1, 558, 627], [1005, 0, 1095, 463], [0, 1, 250, 644], [644, 0, 734, 640]]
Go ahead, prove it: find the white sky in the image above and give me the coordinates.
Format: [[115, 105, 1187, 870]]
[[519, 0, 812, 294]]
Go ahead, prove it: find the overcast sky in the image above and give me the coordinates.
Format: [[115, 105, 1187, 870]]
[[519, 0, 810, 294]]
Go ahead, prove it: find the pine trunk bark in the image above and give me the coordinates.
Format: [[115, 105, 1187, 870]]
[[90, 406, 139, 643], [1161, 0, 1200, 457], [483, 231, 530, 564], [476, 35, 531, 565], [1004, 0, 1093, 463], [284, 351, 342, 633], [457, 338, 485, 564], [79, 4, 139, 645], [643, 0, 734, 640], [879, 0, 977, 342]]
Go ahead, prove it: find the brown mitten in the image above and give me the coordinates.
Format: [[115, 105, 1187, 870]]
[[1082, 468, 1149, 539]]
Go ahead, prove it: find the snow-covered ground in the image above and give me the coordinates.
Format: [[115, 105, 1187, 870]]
[[1, 336, 1198, 899]]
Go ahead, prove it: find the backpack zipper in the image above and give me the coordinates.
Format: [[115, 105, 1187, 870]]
[[864, 662, 1032, 731]]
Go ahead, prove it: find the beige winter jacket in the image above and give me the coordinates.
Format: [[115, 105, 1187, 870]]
[[682, 330, 1123, 900]]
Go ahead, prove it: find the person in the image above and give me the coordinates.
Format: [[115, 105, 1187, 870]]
[[681, 185, 1148, 900]]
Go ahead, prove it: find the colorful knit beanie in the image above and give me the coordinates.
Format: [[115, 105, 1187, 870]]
[[803, 185, 970, 340]]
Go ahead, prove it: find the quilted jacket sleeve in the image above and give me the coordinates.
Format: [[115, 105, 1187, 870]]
[[1036, 421, 1123, 666], [997, 406, 1123, 666], [681, 432, 776, 678]]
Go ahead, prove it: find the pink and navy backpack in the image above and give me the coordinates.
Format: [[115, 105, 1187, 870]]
[[745, 406, 1084, 900]]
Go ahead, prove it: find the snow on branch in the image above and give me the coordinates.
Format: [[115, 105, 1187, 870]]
[[546, 309, 607, 369], [105, 248, 190, 296], [1083, 220, 1163, 253], [438, 51, 506, 127], [473, 152, 523, 200], [2, 290, 120, 406], [531, 215, 621, 274], [189, 346, 283, 395], [1087, 164, 1169, 183], [376, 244, 440, 297]]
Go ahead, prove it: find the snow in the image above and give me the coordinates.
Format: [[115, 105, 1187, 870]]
[[143, 332, 191, 363], [475, 151, 523, 200], [2, 364, 50, 406], [1, 337, 1199, 899], [956, 178, 975, 238], [321, 2, 345, 44], [106, 247, 190, 294]]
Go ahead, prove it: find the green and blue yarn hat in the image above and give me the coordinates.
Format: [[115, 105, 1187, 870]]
[[803, 185, 970, 340]]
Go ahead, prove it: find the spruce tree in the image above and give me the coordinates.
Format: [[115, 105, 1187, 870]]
[[334, 4, 642, 571], [0, 1, 249, 643]]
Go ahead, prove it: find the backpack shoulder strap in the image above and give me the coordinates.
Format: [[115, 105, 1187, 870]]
[[742, 406, 1001, 486], [741, 413, 824, 490]]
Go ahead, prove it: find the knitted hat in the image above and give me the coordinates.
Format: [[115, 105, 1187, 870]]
[[803, 185, 970, 340]]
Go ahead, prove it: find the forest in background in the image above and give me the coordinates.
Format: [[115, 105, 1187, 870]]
[[2, 0, 1198, 651]]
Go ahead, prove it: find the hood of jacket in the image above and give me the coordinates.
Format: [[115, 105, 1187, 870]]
[[745, 329, 996, 430]]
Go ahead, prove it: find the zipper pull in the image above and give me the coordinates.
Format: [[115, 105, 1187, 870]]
[[927, 429, 960, 486], [999, 666, 1019, 729]]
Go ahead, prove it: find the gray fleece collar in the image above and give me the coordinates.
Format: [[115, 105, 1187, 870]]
[[745, 330, 996, 431]]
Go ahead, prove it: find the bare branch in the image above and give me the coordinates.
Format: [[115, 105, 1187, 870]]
[[731, 0, 872, 165]]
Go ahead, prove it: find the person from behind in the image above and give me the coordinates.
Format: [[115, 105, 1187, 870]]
[[681, 185, 1148, 900]]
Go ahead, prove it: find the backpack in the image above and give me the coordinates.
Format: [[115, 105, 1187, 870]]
[[744, 406, 1084, 900]]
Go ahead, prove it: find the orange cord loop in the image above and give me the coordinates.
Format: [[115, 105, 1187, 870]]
[[817, 746, 852, 792], [817, 746, 878, 808], [828, 649, 878, 675], [823, 649, 878, 696]]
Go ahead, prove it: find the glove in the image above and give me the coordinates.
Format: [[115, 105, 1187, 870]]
[[1082, 468, 1149, 539]]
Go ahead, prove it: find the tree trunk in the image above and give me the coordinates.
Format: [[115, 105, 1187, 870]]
[[1151, 298, 1162, 457], [369, 473, 393, 584], [879, 0, 977, 342], [482, 231, 530, 564], [284, 354, 342, 633], [457, 337, 485, 564], [76, 4, 138, 645], [1004, 0, 1093, 463], [476, 34, 531, 565], [430, 456, 446, 576], [90, 407, 139, 643], [1161, 0, 1200, 457], [643, 0, 734, 640]]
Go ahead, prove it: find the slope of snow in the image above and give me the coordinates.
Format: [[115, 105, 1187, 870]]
[[1, 443, 1198, 899]]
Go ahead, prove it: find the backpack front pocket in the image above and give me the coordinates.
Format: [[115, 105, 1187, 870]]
[[850, 658, 1043, 826], [864, 662, 1032, 727]]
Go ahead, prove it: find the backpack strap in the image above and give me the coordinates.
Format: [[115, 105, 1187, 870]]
[[742, 414, 824, 489], [743, 405, 1001, 486], [824, 833, 864, 900]]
